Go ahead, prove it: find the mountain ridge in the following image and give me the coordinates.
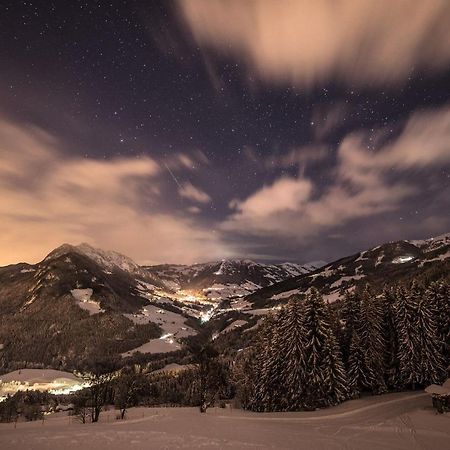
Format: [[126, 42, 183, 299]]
[[245, 232, 450, 307], [0, 232, 448, 370]]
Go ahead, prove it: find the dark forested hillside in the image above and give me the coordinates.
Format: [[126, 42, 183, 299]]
[[246, 234, 450, 307]]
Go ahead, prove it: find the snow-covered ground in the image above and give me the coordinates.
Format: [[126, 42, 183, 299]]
[[202, 281, 261, 300], [70, 288, 104, 315], [0, 392, 448, 449], [124, 305, 195, 338], [121, 337, 181, 355], [121, 305, 196, 356], [150, 363, 194, 375]]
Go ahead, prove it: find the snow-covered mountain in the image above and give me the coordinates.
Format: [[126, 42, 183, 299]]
[[45, 243, 167, 288], [0, 243, 194, 369], [0, 233, 448, 370], [247, 233, 450, 307], [0, 243, 322, 368], [145, 259, 325, 300]]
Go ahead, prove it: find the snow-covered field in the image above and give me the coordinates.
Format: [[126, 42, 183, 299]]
[[70, 288, 104, 315], [121, 337, 181, 355], [1, 392, 448, 449], [121, 305, 196, 356]]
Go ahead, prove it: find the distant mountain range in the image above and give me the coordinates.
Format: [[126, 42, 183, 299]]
[[0, 243, 321, 370], [0, 233, 448, 371], [247, 233, 450, 307], [145, 259, 325, 299]]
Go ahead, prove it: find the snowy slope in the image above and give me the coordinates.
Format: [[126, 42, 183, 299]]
[[246, 233, 450, 307], [145, 258, 325, 302]]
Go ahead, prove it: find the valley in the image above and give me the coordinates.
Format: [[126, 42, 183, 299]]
[[0, 233, 449, 373]]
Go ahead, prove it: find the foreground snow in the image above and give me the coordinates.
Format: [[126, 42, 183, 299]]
[[1, 392, 449, 449]]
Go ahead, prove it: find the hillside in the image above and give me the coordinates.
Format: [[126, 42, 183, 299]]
[[0, 233, 448, 371], [0, 244, 320, 370], [246, 233, 450, 308], [0, 245, 176, 371], [145, 259, 324, 300]]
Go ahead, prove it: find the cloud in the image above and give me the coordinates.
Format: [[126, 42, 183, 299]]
[[311, 103, 350, 140], [275, 145, 330, 169], [177, 0, 450, 87], [186, 205, 202, 214], [0, 117, 228, 266], [178, 181, 212, 203], [223, 106, 450, 239], [340, 107, 450, 171], [229, 177, 312, 218]]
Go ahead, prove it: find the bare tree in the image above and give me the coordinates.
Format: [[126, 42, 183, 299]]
[[114, 365, 147, 419], [78, 358, 117, 423], [188, 334, 226, 413]]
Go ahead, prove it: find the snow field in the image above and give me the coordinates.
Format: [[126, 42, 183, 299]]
[[0, 392, 448, 449]]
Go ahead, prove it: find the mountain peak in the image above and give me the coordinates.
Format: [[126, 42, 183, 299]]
[[44, 243, 78, 260], [44, 242, 140, 273]]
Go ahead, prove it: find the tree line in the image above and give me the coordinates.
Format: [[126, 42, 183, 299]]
[[1, 279, 448, 421], [234, 280, 449, 411]]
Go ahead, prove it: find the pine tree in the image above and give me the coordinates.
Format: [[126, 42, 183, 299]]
[[396, 282, 446, 388], [411, 282, 446, 385], [346, 291, 367, 395], [348, 288, 386, 395], [251, 313, 284, 411], [252, 298, 307, 412], [381, 287, 401, 389], [340, 291, 360, 366], [426, 281, 450, 368], [348, 328, 371, 396], [302, 289, 348, 408], [277, 297, 308, 411], [395, 285, 418, 388], [359, 287, 387, 393], [321, 322, 349, 406]]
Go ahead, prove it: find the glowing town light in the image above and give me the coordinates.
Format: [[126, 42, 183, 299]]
[[49, 382, 88, 395], [0, 379, 89, 401]]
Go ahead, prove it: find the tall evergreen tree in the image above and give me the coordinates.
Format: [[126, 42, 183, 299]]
[[340, 291, 360, 366], [381, 287, 401, 389], [251, 313, 282, 411], [395, 285, 418, 388], [426, 281, 450, 368], [302, 289, 348, 408], [276, 298, 307, 411], [252, 298, 308, 412], [359, 287, 387, 393], [348, 328, 371, 396], [348, 288, 386, 395], [411, 282, 446, 384], [396, 282, 446, 387]]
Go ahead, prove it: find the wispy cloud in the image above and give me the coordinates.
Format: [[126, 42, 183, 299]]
[[0, 117, 227, 265], [179, 181, 212, 204], [222, 106, 450, 239], [177, 0, 450, 87]]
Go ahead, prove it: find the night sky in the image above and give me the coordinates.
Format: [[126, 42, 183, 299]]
[[1, 0, 450, 266]]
